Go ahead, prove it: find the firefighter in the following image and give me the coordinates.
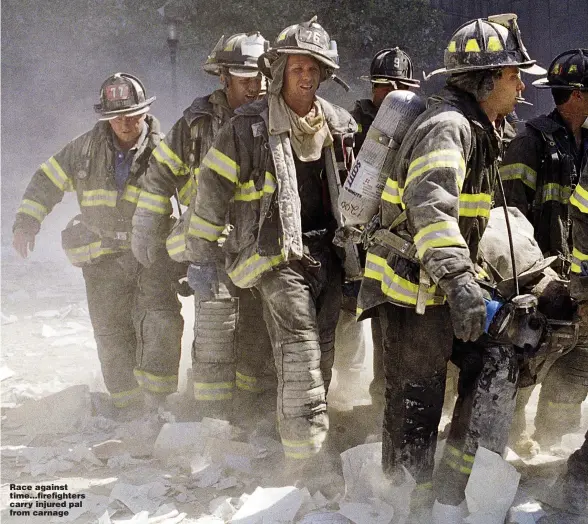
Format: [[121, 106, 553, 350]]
[[130, 32, 275, 421], [13, 73, 183, 415], [184, 16, 356, 478], [498, 49, 588, 454], [356, 14, 544, 520]]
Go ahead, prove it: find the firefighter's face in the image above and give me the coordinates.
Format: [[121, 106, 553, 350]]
[[225, 74, 262, 110], [282, 54, 321, 106], [109, 113, 146, 145], [372, 84, 395, 108], [486, 66, 525, 116]]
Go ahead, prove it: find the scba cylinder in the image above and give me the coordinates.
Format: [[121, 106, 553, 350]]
[[339, 90, 426, 225]]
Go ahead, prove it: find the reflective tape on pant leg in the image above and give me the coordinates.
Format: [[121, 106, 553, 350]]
[[236, 371, 264, 393], [111, 387, 143, 408], [281, 437, 322, 460], [443, 444, 474, 475], [134, 369, 178, 395], [192, 298, 238, 402]]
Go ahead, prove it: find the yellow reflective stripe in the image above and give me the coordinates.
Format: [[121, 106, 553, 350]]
[[443, 444, 474, 474], [202, 147, 239, 184], [541, 183, 571, 204], [499, 163, 537, 190], [487, 36, 504, 51], [282, 438, 320, 460], [464, 38, 481, 52], [178, 177, 195, 206], [406, 149, 466, 189], [363, 253, 443, 306], [80, 189, 118, 207], [357, 123, 363, 133], [235, 371, 263, 393], [415, 482, 433, 491], [136, 190, 172, 214], [546, 401, 580, 411], [65, 241, 118, 264], [228, 253, 285, 287], [458, 192, 492, 218], [166, 231, 186, 256], [413, 221, 466, 259], [134, 369, 177, 394], [193, 381, 234, 401], [571, 247, 588, 274], [381, 178, 404, 205], [41, 156, 72, 191], [188, 214, 225, 241], [17, 199, 48, 222], [122, 185, 141, 204], [152, 141, 189, 176], [570, 184, 588, 213], [111, 387, 143, 408], [235, 173, 277, 202]]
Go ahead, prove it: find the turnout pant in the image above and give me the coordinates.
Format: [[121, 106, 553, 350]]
[[82, 252, 183, 407], [378, 304, 454, 485], [255, 249, 342, 461], [435, 341, 519, 505]]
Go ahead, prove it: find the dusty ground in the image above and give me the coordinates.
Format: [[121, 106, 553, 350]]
[[1, 212, 587, 523]]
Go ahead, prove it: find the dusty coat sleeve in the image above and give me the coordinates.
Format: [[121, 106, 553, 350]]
[[187, 122, 240, 261], [13, 136, 81, 234], [495, 131, 542, 215], [569, 164, 588, 301], [135, 117, 192, 217], [400, 113, 474, 284]]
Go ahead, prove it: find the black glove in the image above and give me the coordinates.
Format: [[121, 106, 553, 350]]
[[439, 272, 486, 342]]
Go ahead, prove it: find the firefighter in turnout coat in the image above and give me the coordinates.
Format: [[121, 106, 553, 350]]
[[185, 17, 357, 474], [13, 73, 183, 413], [131, 33, 276, 420], [355, 15, 545, 520]]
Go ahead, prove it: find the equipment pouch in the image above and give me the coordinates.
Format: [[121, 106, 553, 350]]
[[61, 215, 105, 267]]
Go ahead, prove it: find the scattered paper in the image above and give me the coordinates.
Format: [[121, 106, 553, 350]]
[[154, 419, 231, 460], [338, 500, 395, 524], [465, 447, 520, 524], [0, 366, 15, 381], [1, 312, 18, 324], [109, 481, 168, 514]]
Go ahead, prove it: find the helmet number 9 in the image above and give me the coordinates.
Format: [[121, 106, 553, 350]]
[[393, 57, 401, 69], [105, 84, 130, 101]]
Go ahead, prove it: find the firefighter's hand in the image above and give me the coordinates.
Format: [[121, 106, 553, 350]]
[[131, 227, 163, 267], [187, 262, 218, 301], [440, 272, 486, 342], [13, 229, 36, 259]]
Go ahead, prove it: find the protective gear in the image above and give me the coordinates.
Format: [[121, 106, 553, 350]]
[[440, 273, 487, 342], [203, 32, 268, 77], [94, 72, 156, 121], [498, 112, 587, 271], [13, 113, 183, 407], [363, 47, 421, 87], [258, 16, 339, 82], [187, 262, 218, 301], [187, 92, 351, 460], [427, 13, 545, 77], [533, 49, 588, 90], [14, 115, 162, 267], [131, 213, 168, 267], [340, 90, 426, 225]]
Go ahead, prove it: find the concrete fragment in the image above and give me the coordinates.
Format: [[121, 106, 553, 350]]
[[465, 447, 520, 524], [2, 385, 90, 435], [209, 496, 236, 520], [92, 439, 126, 460], [507, 491, 547, 523], [0, 366, 15, 381], [1, 313, 18, 325], [231, 486, 303, 524], [153, 419, 231, 460], [297, 513, 352, 524]]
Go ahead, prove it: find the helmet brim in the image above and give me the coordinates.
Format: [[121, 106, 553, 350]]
[[228, 67, 261, 78], [365, 75, 421, 87], [96, 97, 155, 121], [426, 60, 546, 79], [532, 76, 588, 90]]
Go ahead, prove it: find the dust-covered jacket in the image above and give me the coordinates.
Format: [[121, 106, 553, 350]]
[[570, 159, 588, 301], [133, 90, 233, 261], [13, 115, 162, 266], [184, 95, 357, 288], [497, 110, 588, 270], [357, 86, 502, 315]]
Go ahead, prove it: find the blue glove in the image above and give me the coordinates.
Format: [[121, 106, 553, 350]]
[[187, 263, 218, 301]]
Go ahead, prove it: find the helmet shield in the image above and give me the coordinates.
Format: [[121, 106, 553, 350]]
[[94, 73, 155, 121]]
